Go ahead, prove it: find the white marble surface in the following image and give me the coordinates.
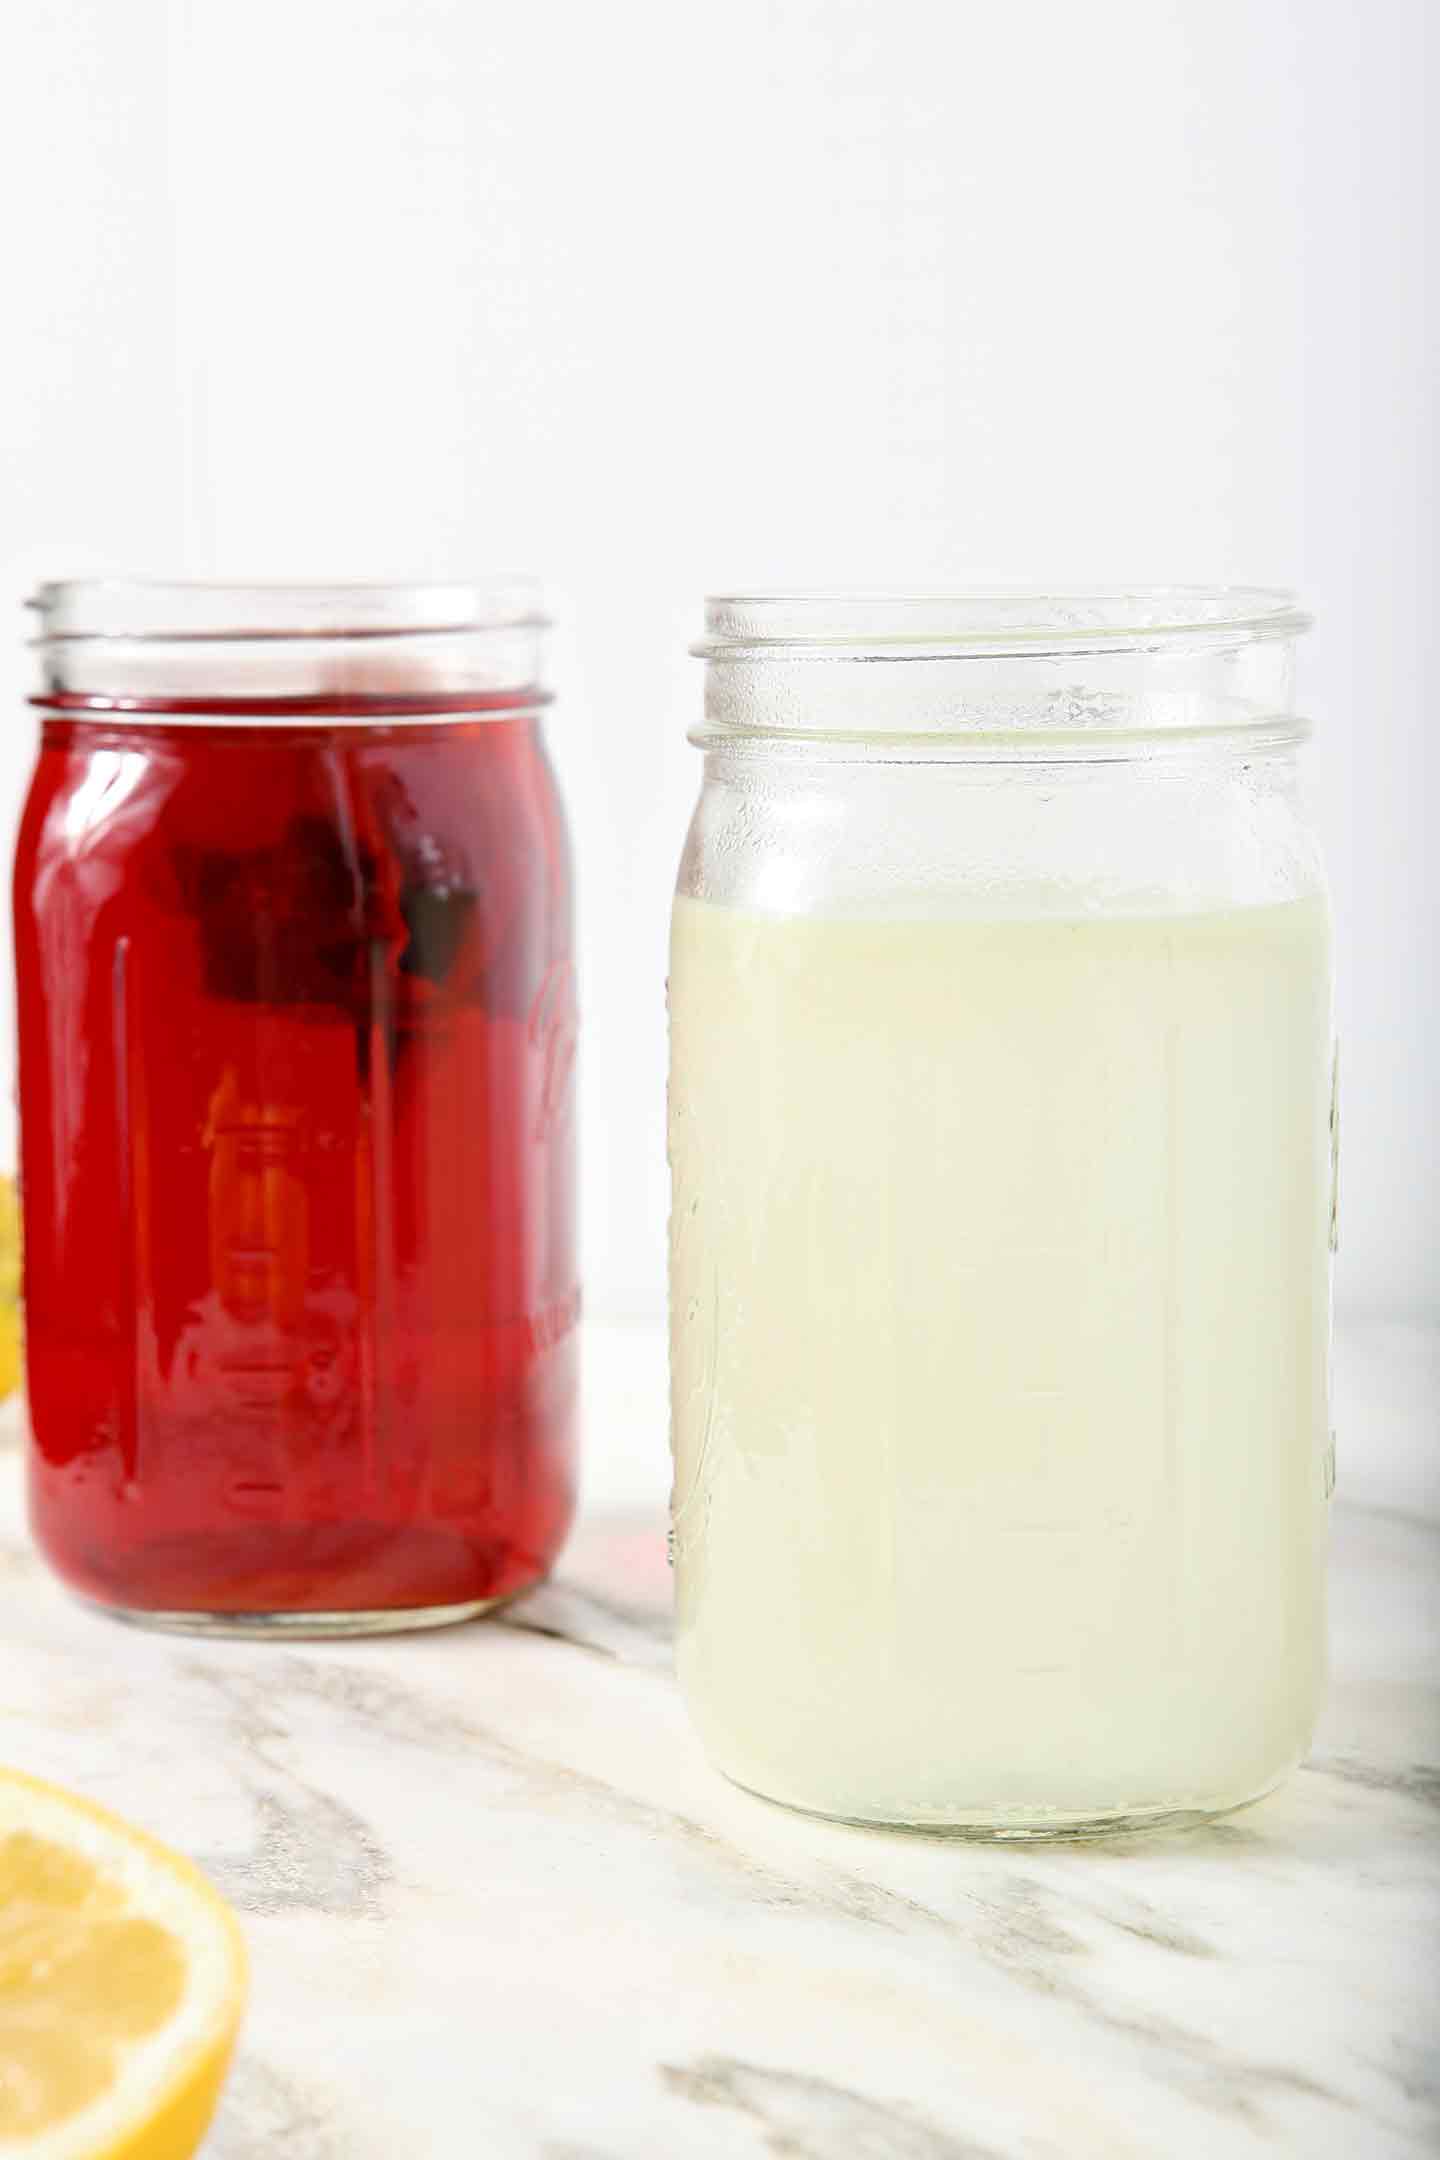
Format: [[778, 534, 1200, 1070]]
[[1, 1320, 1437, 2159]]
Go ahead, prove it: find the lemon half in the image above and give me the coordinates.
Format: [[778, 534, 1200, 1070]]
[[0, 1176, 19, 1402], [0, 1770, 246, 2159]]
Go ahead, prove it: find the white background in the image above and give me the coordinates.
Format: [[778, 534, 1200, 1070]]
[[0, 0, 1434, 1327]]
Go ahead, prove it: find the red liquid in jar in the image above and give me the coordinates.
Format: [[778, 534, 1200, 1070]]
[[13, 702, 578, 1617]]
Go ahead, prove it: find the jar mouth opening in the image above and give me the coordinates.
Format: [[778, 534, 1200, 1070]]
[[695, 586, 1310, 659], [30, 576, 547, 644]]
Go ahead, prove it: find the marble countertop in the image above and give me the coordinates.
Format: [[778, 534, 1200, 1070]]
[[2, 1320, 1437, 2159]]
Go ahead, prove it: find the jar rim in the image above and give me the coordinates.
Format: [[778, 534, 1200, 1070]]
[[27, 577, 550, 720], [30, 576, 547, 643], [694, 586, 1310, 658]]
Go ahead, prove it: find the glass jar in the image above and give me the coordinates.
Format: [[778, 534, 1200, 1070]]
[[669, 590, 1334, 1836], [15, 580, 578, 1634]]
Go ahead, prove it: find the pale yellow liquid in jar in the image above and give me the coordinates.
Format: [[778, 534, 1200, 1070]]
[[668, 893, 1333, 1831]]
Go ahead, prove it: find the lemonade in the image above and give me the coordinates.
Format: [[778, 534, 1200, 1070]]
[[669, 893, 1333, 1829]]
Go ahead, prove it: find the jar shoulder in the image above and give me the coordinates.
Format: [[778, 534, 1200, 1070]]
[[676, 752, 1329, 918], [14, 721, 572, 919]]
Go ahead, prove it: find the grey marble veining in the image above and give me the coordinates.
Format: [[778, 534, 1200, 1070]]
[[1, 1321, 1437, 2159]]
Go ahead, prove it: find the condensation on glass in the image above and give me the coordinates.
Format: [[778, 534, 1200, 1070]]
[[15, 580, 578, 1634], [669, 590, 1334, 1836]]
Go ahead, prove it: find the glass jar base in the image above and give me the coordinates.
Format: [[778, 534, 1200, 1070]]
[[719, 1766, 1285, 1842], [81, 1590, 523, 1641]]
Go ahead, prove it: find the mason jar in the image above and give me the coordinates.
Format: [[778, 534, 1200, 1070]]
[[15, 579, 578, 1634], [669, 590, 1334, 1835]]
